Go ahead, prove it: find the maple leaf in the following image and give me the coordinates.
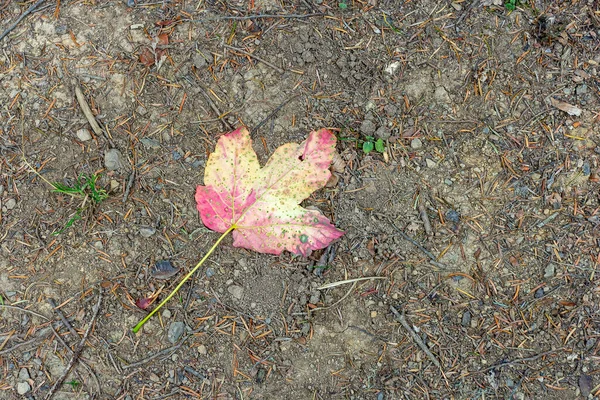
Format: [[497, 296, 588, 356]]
[[133, 127, 342, 333], [195, 126, 343, 256]]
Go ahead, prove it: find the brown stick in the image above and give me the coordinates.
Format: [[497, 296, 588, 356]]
[[48, 298, 79, 338], [418, 203, 432, 236], [44, 291, 103, 400], [0, 0, 46, 42], [74, 83, 116, 148], [224, 44, 284, 74], [390, 305, 442, 370]]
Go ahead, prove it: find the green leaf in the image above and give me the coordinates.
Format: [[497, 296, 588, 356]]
[[375, 138, 385, 153], [363, 141, 374, 154], [338, 1, 348, 9]]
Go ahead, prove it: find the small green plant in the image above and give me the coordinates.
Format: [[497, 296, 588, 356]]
[[51, 174, 108, 235], [65, 379, 80, 390], [338, 0, 348, 9], [505, 0, 518, 11], [362, 136, 386, 154]]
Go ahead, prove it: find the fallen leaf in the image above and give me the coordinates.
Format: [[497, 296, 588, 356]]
[[157, 33, 169, 46], [549, 97, 582, 116], [195, 127, 343, 256], [139, 48, 155, 66], [136, 297, 154, 310]]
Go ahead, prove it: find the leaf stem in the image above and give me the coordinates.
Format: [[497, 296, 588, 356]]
[[132, 226, 235, 333]]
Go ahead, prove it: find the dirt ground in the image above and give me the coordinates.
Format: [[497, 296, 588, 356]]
[[1, 0, 600, 399]]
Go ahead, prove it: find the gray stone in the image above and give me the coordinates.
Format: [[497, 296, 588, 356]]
[[18, 368, 30, 381], [375, 126, 391, 140], [227, 285, 244, 300], [544, 264, 556, 278], [360, 119, 376, 136], [461, 311, 471, 327], [140, 138, 161, 149], [410, 138, 423, 149], [167, 322, 185, 344], [197, 344, 207, 355], [192, 52, 210, 69], [104, 149, 124, 171], [4, 198, 16, 210], [17, 382, 30, 395], [425, 158, 436, 168], [76, 128, 92, 141], [576, 84, 588, 95], [139, 227, 156, 237], [384, 104, 397, 116], [309, 292, 320, 304]]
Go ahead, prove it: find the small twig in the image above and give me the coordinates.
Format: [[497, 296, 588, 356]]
[[74, 83, 116, 148], [309, 282, 357, 315], [0, 0, 46, 42], [48, 298, 79, 338], [194, 83, 234, 131], [474, 349, 565, 374], [122, 336, 191, 369], [44, 291, 103, 400], [224, 44, 284, 74], [418, 203, 432, 236], [0, 304, 50, 320], [390, 305, 442, 370], [317, 276, 387, 290], [122, 169, 135, 203], [187, 13, 324, 22], [250, 94, 300, 137], [0, 328, 52, 356], [385, 217, 447, 269]]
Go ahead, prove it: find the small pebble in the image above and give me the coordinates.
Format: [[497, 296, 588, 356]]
[[151, 260, 179, 280], [198, 344, 207, 355], [534, 287, 544, 298], [18, 368, 30, 381], [370, 310, 377, 318], [162, 309, 172, 319], [228, 285, 244, 300], [167, 322, 185, 344], [544, 264, 556, 278], [17, 382, 31, 395], [576, 84, 588, 95], [360, 119, 376, 136], [461, 311, 471, 327], [139, 227, 156, 237], [410, 138, 423, 149], [205, 267, 215, 277], [140, 138, 161, 149], [425, 158, 436, 168], [446, 210, 460, 223], [76, 128, 92, 141], [104, 149, 124, 171], [4, 198, 16, 210], [375, 126, 391, 140]]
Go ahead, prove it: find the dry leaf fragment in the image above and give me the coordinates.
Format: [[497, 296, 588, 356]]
[[195, 127, 344, 256], [549, 98, 582, 116]]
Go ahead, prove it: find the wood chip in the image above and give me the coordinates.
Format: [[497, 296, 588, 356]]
[[549, 98, 582, 116]]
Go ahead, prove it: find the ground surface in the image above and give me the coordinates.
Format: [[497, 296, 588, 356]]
[[1, 0, 600, 399]]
